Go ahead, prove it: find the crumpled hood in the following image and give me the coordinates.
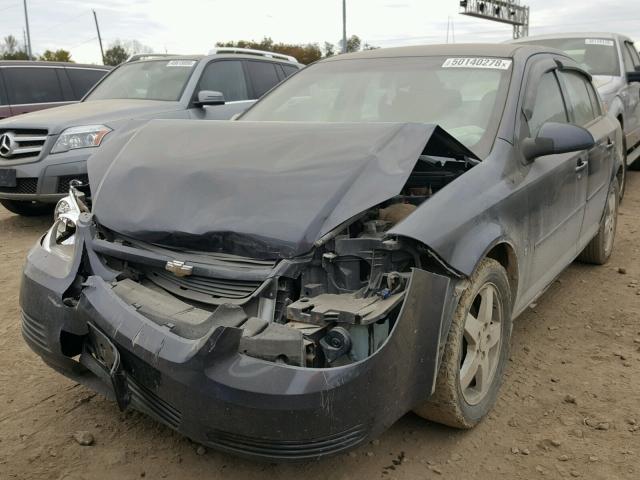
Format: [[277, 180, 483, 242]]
[[91, 120, 474, 259], [0, 99, 183, 134]]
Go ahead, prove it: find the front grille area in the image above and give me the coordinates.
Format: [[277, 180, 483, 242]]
[[127, 377, 182, 430], [21, 312, 51, 352], [57, 174, 89, 193], [0, 129, 47, 160], [146, 267, 262, 305], [206, 424, 368, 459], [0, 177, 38, 194]]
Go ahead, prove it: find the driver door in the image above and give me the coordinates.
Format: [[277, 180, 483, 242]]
[[188, 59, 254, 120], [522, 69, 588, 297]]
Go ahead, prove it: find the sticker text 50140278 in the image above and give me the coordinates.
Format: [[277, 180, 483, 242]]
[[442, 57, 512, 70]]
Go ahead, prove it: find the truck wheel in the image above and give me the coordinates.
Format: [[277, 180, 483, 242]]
[[578, 178, 618, 265], [413, 258, 512, 429], [0, 199, 52, 216]]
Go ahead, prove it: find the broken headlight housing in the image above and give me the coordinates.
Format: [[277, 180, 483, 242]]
[[43, 188, 87, 261]]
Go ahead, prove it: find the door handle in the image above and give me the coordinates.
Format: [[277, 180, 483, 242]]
[[606, 139, 615, 150], [575, 158, 588, 172]]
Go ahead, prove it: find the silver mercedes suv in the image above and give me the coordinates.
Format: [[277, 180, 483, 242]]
[[0, 48, 302, 215]]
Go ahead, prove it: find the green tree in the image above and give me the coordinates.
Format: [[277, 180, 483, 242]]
[[103, 45, 128, 66], [39, 49, 73, 62], [103, 40, 154, 66], [1, 35, 29, 60], [339, 35, 361, 53], [323, 41, 335, 57]]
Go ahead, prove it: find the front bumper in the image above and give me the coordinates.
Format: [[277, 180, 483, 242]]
[[0, 148, 91, 202], [20, 220, 455, 461]]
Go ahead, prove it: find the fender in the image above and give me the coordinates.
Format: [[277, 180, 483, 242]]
[[389, 140, 527, 278]]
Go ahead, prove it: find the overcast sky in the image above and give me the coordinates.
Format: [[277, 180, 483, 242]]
[[1, 0, 638, 64]]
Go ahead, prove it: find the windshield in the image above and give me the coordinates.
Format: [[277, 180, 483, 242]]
[[518, 38, 620, 76], [86, 59, 197, 101], [241, 56, 512, 157]]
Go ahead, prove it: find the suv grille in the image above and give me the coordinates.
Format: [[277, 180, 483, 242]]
[[0, 177, 38, 194], [0, 129, 48, 160], [57, 174, 89, 193]]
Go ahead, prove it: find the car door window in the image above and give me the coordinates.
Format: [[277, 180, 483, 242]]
[[0, 71, 7, 106], [3, 67, 63, 105], [66, 68, 108, 99], [585, 81, 602, 117], [246, 61, 281, 98], [559, 71, 596, 126], [198, 60, 248, 102], [624, 42, 640, 70], [621, 43, 636, 73], [282, 64, 299, 78], [528, 72, 568, 136]]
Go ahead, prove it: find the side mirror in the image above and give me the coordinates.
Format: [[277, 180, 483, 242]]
[[522, 122, 595, 162], [626, 71, 640, 83], [195, 90, 225, 107]]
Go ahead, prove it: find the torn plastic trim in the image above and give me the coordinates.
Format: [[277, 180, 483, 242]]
[[384, 234, 466, 280]]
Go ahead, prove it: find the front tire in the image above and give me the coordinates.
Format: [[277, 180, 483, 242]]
[[578, 178, 619, 265], [413, 258, 513, 429], [0, 199, 53, 216]]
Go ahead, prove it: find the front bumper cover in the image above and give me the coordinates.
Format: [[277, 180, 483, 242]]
[[20, 216, 456, 461]]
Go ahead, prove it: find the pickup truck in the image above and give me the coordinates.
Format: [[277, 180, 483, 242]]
[[512, 32, 640, 198]]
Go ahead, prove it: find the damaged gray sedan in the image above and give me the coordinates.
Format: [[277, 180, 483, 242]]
[[20, 44, 622, 461]]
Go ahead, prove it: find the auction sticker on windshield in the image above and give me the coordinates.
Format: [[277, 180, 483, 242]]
[[442, 57, 512, 69], [585, 39, 615, 47], [166, 60, 197, 67]]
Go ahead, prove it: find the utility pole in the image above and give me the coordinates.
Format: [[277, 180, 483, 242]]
[[23, 0, 32, 59], [342, 0, 347, 54], [93, 10, 105, 65]]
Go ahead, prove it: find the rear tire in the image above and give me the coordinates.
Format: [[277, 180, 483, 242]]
[[413, 258, 513, 429], [578, 178, 618, 265], [0, 199, 52, 216]]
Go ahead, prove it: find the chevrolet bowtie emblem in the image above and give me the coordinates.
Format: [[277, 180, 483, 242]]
[[165, 260, 193, 277]]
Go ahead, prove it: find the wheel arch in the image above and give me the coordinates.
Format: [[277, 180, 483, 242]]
[[484, 241, 519, 305]]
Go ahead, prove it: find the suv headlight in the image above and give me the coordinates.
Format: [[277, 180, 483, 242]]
[[51, 125, 111, 154]]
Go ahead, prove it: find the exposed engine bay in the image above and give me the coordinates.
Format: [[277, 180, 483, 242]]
[[88, 154, 474, 368]]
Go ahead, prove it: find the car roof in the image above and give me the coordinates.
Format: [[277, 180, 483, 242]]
[[322, 43, 549, 61], [125, 53, 303, 68], [0, 60, 111, 69], [511, 32, 634, 43]]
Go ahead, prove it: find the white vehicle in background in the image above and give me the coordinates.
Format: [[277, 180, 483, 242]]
[[512, 32, 640, 198]]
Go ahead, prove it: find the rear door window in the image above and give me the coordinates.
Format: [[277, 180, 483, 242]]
[[585, 81, 602, 116], [66, 68, 108, 99], [559, 71, 597, 126], [0, 71, 8, 105], [198, 60, 249, 102], [4, 67, 64, 105], [282, 64, 299, 78], [246, 61, 281, 98], [528, 72, 568, 136]]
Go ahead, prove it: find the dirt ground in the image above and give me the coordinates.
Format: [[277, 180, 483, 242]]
[[1, 173, 639, 480]]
